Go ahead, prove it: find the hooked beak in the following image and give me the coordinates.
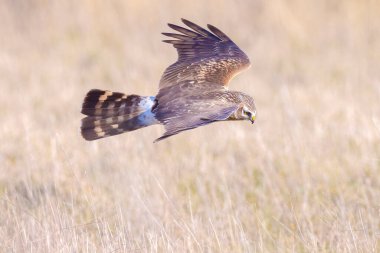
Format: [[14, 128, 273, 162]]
[[250, 115, 256, 124]]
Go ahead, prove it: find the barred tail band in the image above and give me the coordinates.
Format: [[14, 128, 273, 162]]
[[81, 89, 157, 140]]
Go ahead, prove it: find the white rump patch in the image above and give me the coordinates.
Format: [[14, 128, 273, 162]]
[[137, 96, 158, 126]]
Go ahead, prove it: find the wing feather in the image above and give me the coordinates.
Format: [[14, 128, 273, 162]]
[[160, 18, 250, 89], [154, 104, 238, 142], [167, 23, 200, 37], [181, 19, 220, 39], [161, 33, 192, 41], [154, 80, 239, 142], [207, 24, 232, 41]]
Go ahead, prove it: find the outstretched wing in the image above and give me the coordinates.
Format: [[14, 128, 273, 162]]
[[160, 19, 250, 89], [154, 80, 239, 142], [154, 103, 238, 142]]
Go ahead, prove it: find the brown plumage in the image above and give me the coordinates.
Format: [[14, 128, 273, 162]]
[[81, 89, 157, 140], [80, 19, 256, 142], [160, 19, 250, 88]]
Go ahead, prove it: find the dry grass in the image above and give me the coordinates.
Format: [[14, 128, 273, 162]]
[[1, 0, 380, 252]]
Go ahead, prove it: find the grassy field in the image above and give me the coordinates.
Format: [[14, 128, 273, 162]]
[[1, 0, 380, 252]]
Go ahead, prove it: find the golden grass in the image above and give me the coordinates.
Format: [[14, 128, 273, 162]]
[[1, 0, 380, 252]]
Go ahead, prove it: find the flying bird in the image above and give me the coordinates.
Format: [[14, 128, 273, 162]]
[[81, 19, 256, 142]]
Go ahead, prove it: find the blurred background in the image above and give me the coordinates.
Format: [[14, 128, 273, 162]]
[[1, 0, 380, 252]]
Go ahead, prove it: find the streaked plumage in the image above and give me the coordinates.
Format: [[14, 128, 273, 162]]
[[81, 19, 256, 142]]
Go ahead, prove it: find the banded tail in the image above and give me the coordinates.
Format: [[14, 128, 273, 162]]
[[81, 89, 158, 141]]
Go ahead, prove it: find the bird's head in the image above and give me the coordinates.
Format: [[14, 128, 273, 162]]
[[234, 94, 256, 124], [240, 105, 256, 124]]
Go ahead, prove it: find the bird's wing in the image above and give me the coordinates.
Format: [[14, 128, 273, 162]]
[[160, 19, 250, 89], [154, 80, 239, 142], [154, 104, 238, 142]]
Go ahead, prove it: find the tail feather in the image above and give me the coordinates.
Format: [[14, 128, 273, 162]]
[[80, 89, 157, 141], [81, 89, 145, 117]]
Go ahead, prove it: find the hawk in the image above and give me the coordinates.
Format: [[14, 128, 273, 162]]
[[81, 19, 256, 142]]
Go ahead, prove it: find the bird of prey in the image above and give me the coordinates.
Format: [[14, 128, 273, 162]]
[[81, 19, 256, 142]]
